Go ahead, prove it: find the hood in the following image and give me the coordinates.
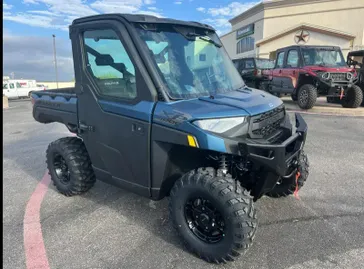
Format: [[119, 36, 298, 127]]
[[198, 88, 282, 116], [303, 66, 355, 73], [153, 88, 283, 125]]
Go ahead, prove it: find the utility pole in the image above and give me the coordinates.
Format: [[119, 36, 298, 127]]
[[52, 34, 59, 89]]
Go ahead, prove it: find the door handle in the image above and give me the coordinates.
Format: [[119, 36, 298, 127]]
[[79, 122, 95, 132], [132, 123, 144, 135]]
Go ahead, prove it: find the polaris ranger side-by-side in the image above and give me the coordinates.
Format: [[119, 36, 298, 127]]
[[232, 57, 275, 88], [347, 50, 364, 106], [31, 14, 309, 263], [260, 45, 363, 109]]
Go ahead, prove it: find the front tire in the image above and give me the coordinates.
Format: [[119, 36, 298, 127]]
[[297, 84, 317, 109], [266, 151, 309, 198], [341, 85, 363, 108], [46, 137, 96, 196], [169, 168, 257, 263]]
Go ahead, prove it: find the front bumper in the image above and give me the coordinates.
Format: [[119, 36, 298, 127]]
[[238, 113, 307, 177], [319, 77, 358, 89]]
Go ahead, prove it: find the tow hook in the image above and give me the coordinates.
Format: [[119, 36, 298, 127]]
[[293, 171, 301, 200], [340, 87, 344, 100]]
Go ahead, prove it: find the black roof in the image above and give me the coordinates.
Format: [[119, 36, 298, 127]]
[[276, 45, 341, 52], [347, 50, 364, 57], [72, 13, 215, 31]]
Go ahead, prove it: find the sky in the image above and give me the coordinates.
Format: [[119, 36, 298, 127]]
[[3, 0, 262, 81]]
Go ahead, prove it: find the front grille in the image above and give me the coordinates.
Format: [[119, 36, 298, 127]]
[[330, 73, 347, 81], [250, 104, 285, 139]]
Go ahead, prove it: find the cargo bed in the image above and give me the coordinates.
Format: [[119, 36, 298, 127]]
[[31, 88, 78, 132]]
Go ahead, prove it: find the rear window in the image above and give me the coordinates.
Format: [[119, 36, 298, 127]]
[[245, 59, 255, 69], [255, 59, 275, 69]]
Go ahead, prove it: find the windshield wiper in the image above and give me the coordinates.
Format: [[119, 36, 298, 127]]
[[185, 32, 222, 48]]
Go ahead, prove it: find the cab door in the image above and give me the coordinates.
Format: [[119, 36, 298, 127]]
[[3, 82, 19, 98], [282, 49, 300, 93], [272, 51, 285, 92], [71, 20, 157, 197], [16, 83, 30, 97]]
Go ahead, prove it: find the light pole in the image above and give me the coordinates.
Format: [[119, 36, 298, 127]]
[[52, 34, 59, 89]]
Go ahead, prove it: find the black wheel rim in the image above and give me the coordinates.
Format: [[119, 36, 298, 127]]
[[299, 89, 308, 105], [53, 154, 70, 185], [184, 197, 225, 243]]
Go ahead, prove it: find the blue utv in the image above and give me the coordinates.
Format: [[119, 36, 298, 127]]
[[31, 14, 309, 263]]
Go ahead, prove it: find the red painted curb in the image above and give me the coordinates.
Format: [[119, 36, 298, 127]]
[[24, 172, 51, 269]]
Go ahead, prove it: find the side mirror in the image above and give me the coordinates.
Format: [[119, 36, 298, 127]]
[[95, 54, 114, 66]]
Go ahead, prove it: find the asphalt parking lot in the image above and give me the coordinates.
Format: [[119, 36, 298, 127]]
[[3, 99, 364, 269]]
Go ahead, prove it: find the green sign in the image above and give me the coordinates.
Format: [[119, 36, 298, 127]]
[[236, 24, 254, 39]]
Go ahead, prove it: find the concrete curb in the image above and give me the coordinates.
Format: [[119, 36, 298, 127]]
[[3, 96, 9, 109], [282, 97, 364, 117]]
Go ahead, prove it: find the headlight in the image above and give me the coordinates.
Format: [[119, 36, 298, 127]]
[[193, 117, 246, 133], [321, 72, 330, 80], [347, 72, 353, 80]]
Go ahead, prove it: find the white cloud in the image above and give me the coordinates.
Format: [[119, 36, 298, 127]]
[[5, 0, 163, 30], [28, 10, 62, 16], [206, 1, 259, 17], [203, 18, 229, 28], [174, 1, 182, 4], [197, 1, 260, 35], [3, 32, 74, 81], [3, 12, 68, 31], [22, 0, 39, 4], [138, 10, 163, 17], [90, 0, 142, 13], [3, 2, 13, 10]]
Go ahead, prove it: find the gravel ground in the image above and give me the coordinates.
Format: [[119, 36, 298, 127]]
[[3, 99, 364, 269]]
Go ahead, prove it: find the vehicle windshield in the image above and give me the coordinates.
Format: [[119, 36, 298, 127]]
[[136, 25, 245, 100], [255, 59, 275, 69], [302, 47, 346, 67]]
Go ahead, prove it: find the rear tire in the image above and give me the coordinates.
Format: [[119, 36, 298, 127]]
[[341, 85, 363, 108], [169, 167, 257, 263], [46, 137, 96, 196], [266, 151, 309, 198], [297, 84, 317, 109]]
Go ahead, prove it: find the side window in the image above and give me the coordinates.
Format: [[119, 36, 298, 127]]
[[3, 84, 8, 89], [287, 50, 299, 68], [16, 82, 22, 88], [276, 52, 285, 68], [245, 59, 255, 69], [83, 29, 137, 100], [9, 83, 15, 89]]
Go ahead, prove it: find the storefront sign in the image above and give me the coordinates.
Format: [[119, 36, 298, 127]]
[[236, 24, 254, 39]]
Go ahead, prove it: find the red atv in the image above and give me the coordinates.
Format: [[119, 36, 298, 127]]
[[260, 45, 363, 109]]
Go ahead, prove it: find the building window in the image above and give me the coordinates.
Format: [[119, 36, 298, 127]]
[[236, 36, 255, 54]]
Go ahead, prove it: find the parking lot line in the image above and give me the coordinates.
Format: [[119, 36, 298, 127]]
[[24, 172, 51, 269]]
